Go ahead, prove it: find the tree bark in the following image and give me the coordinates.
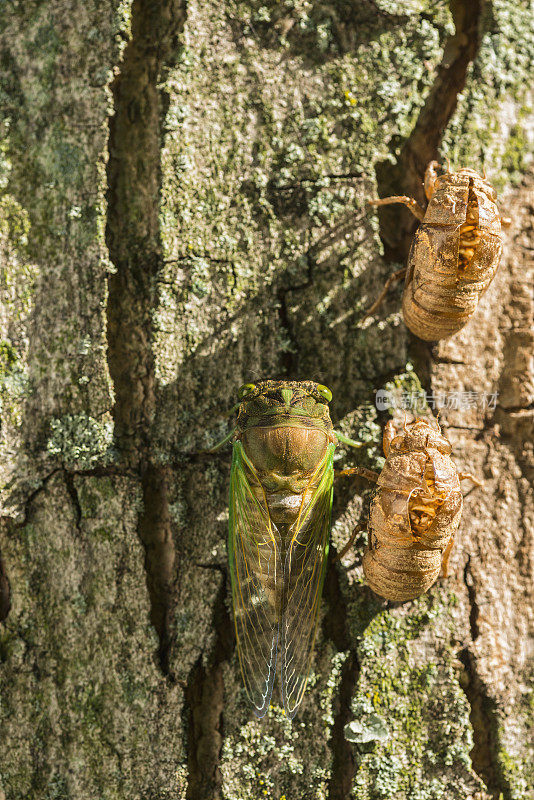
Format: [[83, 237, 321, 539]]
[[0, 1, 532, 798]]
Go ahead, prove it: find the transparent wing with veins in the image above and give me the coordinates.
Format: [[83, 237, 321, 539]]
[[281, 443, 334, 718], [228, 442, 282, 717], [229, 441, 334, 718]]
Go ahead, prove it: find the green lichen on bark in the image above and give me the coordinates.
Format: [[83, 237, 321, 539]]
[[0, 0, 532, 797], [347, 593, 484, 799], [0, 128, 38, 497], [492, 679, 534, 800], [441, 0, 534, 184], [380, 362, 430, 416], [0, 474, 187, 799], [0, 0, 121, 491], [46, 413, 115, 469], [153, 0, 459, 460], [501, 119, 532, 186]]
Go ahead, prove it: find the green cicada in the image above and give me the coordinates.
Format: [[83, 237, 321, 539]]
[[214, 380, 361, 718]]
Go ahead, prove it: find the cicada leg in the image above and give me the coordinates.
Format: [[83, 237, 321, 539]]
[[458, 472, 484, 487], [369, 195, 425, 221], [360, 266, 407, 321], [334, 430, 365, 449], [206, 427, 236, 453], [440, 533, 455, 578], [333, 524, 365, 563], [336, 466, 380, 483], [424, 160, 442, 200]]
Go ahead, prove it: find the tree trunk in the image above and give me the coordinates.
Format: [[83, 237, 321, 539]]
[[0, 1, 532, 798]]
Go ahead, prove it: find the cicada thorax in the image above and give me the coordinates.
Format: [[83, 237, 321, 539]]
[[242, 425, 330, 493], [363, 419, 462, 602], [402, 169, 504, 341]]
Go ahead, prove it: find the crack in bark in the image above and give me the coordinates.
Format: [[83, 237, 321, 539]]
[[104, 0, 186, 677], [193, 562, 227, 572], [0, 547, 10, 622], [444, 425, 486, 432], [0, 468, 85, 624], [323, 559, 359, 799], [105, 0, 186, 460], [458, 558, 516, 800], [0, 469, 64, 530], [327, 648, 359, 800], [463, 554, 480, 642], [432, 356, 468, 365], [497, 402, 534, 413], [369, 0, 487, 458], [277, 252, 315, 376], [374, 0, 486, 260], [458, 649, 513, 800], [137, 465, 176, 677], [277, 285, 299, 375], [185, 575, 234, 800], [272, 172, 365, 192], [64, 472, 82, 531]]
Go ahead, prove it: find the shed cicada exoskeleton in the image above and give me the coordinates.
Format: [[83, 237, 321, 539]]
[[340, 417, 482, 602], [366, 162, 509, 340], [213, 380, 362, 718]]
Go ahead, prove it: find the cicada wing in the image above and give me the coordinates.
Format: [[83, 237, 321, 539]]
[[228, 441, 282, 717], [281, 443, 334, 719]]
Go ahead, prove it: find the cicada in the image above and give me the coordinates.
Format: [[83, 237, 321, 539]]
[[215, 380, 361, 717], [367, 162, 508, 340], [345, 417, 481, 602]]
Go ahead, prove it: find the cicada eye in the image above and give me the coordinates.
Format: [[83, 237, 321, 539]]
[[238, 383, 256, 401], [317, 384, 332, 402]]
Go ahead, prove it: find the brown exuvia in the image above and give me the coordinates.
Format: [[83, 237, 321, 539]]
[[360, 418, 480, 602], [368, 162, 507, 340]]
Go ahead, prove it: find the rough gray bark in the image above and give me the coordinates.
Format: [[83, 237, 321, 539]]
[[0, 1, 533, 798]]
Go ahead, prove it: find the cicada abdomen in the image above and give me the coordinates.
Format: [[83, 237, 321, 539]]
[[363, 418, 463, 601], [369, 163, 506, 341]]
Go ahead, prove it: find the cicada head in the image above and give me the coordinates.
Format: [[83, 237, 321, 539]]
[[383, 417, 451, 457], [454, 167, 497, 199], [427, 165, 501, 231], [234, 380, 335, 474]]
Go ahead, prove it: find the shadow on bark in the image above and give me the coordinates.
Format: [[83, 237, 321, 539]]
[[226, 0, 409, 66], [0, 549, 10, 622]]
